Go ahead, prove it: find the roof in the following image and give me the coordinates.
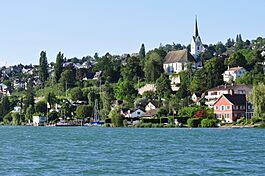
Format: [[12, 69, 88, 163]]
[[208, 84, 252, 92], [147, 100, 160, 108], [164, 49, 195, 64], [226, 66, 245, 72], [213, 94, 246, 106], [142, 109, 158, 117]]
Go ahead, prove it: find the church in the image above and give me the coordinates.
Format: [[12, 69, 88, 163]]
[[163, 17, 204, 91]]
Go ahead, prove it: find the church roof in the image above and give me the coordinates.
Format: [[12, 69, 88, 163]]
[[164, 49, 195, 64]]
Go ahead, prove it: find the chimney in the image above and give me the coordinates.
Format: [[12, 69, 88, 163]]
[[229, 89, 234, 95]]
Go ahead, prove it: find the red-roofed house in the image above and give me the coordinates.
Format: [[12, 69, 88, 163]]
[[213, 93, 253, 123]]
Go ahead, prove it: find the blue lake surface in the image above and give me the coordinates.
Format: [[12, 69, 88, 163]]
[[0, 127, 264, 175]]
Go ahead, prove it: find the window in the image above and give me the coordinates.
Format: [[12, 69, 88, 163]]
[[234, 105, 238, 110], [221, 106, 225, 110], [226, 106, 230, 110], [225, 114, 230, 119], [215, 106, 219, 110], [137, 112, 140, 115], [181, 63, 185, 70]]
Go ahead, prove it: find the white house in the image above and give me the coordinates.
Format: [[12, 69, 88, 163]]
[[205, 84, 252, 108], [124, 109, 145, 118], [145, 101, 159, 112], [223, 66, 246, 83]]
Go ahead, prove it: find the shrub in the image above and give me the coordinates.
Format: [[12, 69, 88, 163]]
[[195, 110, 207, 118], [175, 116, 189, 124], [201, 118, 217, 128], [104, 118, 112, 123], [187, 118, 201, 127], [250, 117, 262, 124], [142, 118, 160, 124], [258, 122, 265, 128], [160, 117, 169, 124]]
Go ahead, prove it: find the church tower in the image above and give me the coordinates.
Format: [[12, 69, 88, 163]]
[[191, 17, 203, 59]]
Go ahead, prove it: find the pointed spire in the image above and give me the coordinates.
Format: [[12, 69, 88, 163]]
[[195, 16, 199, 38]]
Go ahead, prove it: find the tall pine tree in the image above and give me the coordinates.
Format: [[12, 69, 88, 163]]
[[139, 43, 146, 59], [39, 51, 48, 82], [54, 52, 64, 82]]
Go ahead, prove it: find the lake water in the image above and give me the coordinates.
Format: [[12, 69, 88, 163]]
[[0, 127, 264, 176]]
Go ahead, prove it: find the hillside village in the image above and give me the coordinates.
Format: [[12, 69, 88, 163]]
[[1, 18, 265, 127]]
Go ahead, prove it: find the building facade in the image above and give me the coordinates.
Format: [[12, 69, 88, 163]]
[[223, 66, 246, 83], [205, 84, 252, 108]]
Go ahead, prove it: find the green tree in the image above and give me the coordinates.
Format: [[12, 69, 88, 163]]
[[1, 96, 11, 117], [85, 87, 100, 107], [250, 83, 265, 119], [109, 106, 124, 127], [114, 79, 137, 105], [204, 57, 225, 89], [225, 38, 235, 48], [225, 52, 247, 68], [48, 111, 59, 122], [35, 101, 47, 114], [60, 69, 76, 90], [23, 80, 35, 112], [54, 52, 64, 82], [45, 92, 57, 109], [76, 105, 93, 118], [11, 112, 20, 125], [155, 73, 171, 100], [93, 53, 121, 83], [235, 34, 244, 50], [39, 51, 49, 82], [139, 43, 146, 59], [121, 56, 143, 82], [25, 105, 34, 122], [215, 41, 227, 55], [189, 68, 207, 93], [69, 87, 83, 101], [144, 52, 163, 82]]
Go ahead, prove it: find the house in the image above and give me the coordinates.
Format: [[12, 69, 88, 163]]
[[123, 109, 145, 118], [138, 84, 156, 95], [213, 93, 253, 123], [33, 116, 48, 126], [163, 49, 196, 75], [13, 79, 26, 90], [0, 83, 10, 97], [145, 101, 160, 112], [205, 84, 252, 108], [223, 66, 246, 83], [191, 92, 205, 105], [142, 109, 158, 118], [93, 71, 102, 80]]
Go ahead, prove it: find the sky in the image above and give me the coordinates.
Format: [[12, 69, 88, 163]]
[[0, 0, 265, 66]]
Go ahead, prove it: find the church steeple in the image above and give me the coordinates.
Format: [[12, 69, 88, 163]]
[[195, 16, 199, 38], [191, 16, 203, 60]]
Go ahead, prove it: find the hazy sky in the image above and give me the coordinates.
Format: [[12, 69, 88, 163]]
[[0, 0, 264, 66]]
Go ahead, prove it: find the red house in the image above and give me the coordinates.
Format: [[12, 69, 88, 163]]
[[213, 93, 249, 123]]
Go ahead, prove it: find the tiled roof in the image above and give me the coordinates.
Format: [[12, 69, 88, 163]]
[[164, 49, 195, 64], [226, 66, 244, 72], [142, 109, 158, 117], [208, 84, 252, 91], [223, 94, 246, 105]]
